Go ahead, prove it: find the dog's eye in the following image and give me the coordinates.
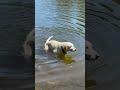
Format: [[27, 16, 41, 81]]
[[86, 46, 88, 49]]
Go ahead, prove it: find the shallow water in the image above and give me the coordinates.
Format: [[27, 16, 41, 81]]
[[35, 0, 85, 89]]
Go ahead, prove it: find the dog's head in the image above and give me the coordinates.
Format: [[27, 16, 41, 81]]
[[61, 42, 76, 53], [85, 40, 100, 61]]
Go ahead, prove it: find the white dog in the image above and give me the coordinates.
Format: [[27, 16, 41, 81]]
[[85, 40, 100, 60], [44, 36, 76, 55], [22, 30, 99, 62]]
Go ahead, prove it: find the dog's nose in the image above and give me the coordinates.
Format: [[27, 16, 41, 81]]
[[75, 49, 76, 51], [96, 55, 99, 59]]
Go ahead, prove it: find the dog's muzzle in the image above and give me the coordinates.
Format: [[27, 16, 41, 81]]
[[70, 48, 76, 52]]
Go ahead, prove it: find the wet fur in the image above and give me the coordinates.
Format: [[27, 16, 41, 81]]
[[44, 36, 76, 55]]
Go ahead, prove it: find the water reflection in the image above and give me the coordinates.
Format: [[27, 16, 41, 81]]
[[35, 0, 85, 89], [35, 0, 85, 35]]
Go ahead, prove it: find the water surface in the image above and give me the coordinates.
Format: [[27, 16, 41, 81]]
[[86, 0, 120, 89], [0, 0, 34, 89], [35, 0, 85, 89]]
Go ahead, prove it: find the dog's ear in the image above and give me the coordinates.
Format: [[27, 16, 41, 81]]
[[63, 45, 71, 50], [61, 46, 66, 50], [61, 46, 68, 53]]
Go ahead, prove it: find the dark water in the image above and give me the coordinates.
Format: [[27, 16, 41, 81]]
[[0, 1, 34, 90], [86, 0, 120, 89]]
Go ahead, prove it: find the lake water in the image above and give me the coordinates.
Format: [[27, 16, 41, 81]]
[[35, 0, 85, 90], [86, 0, 120, 89], [0, 0, 119, 90]]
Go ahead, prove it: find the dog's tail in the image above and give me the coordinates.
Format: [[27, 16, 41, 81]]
[[46, 36, 53, 44], [44, 36, 53, 51]]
